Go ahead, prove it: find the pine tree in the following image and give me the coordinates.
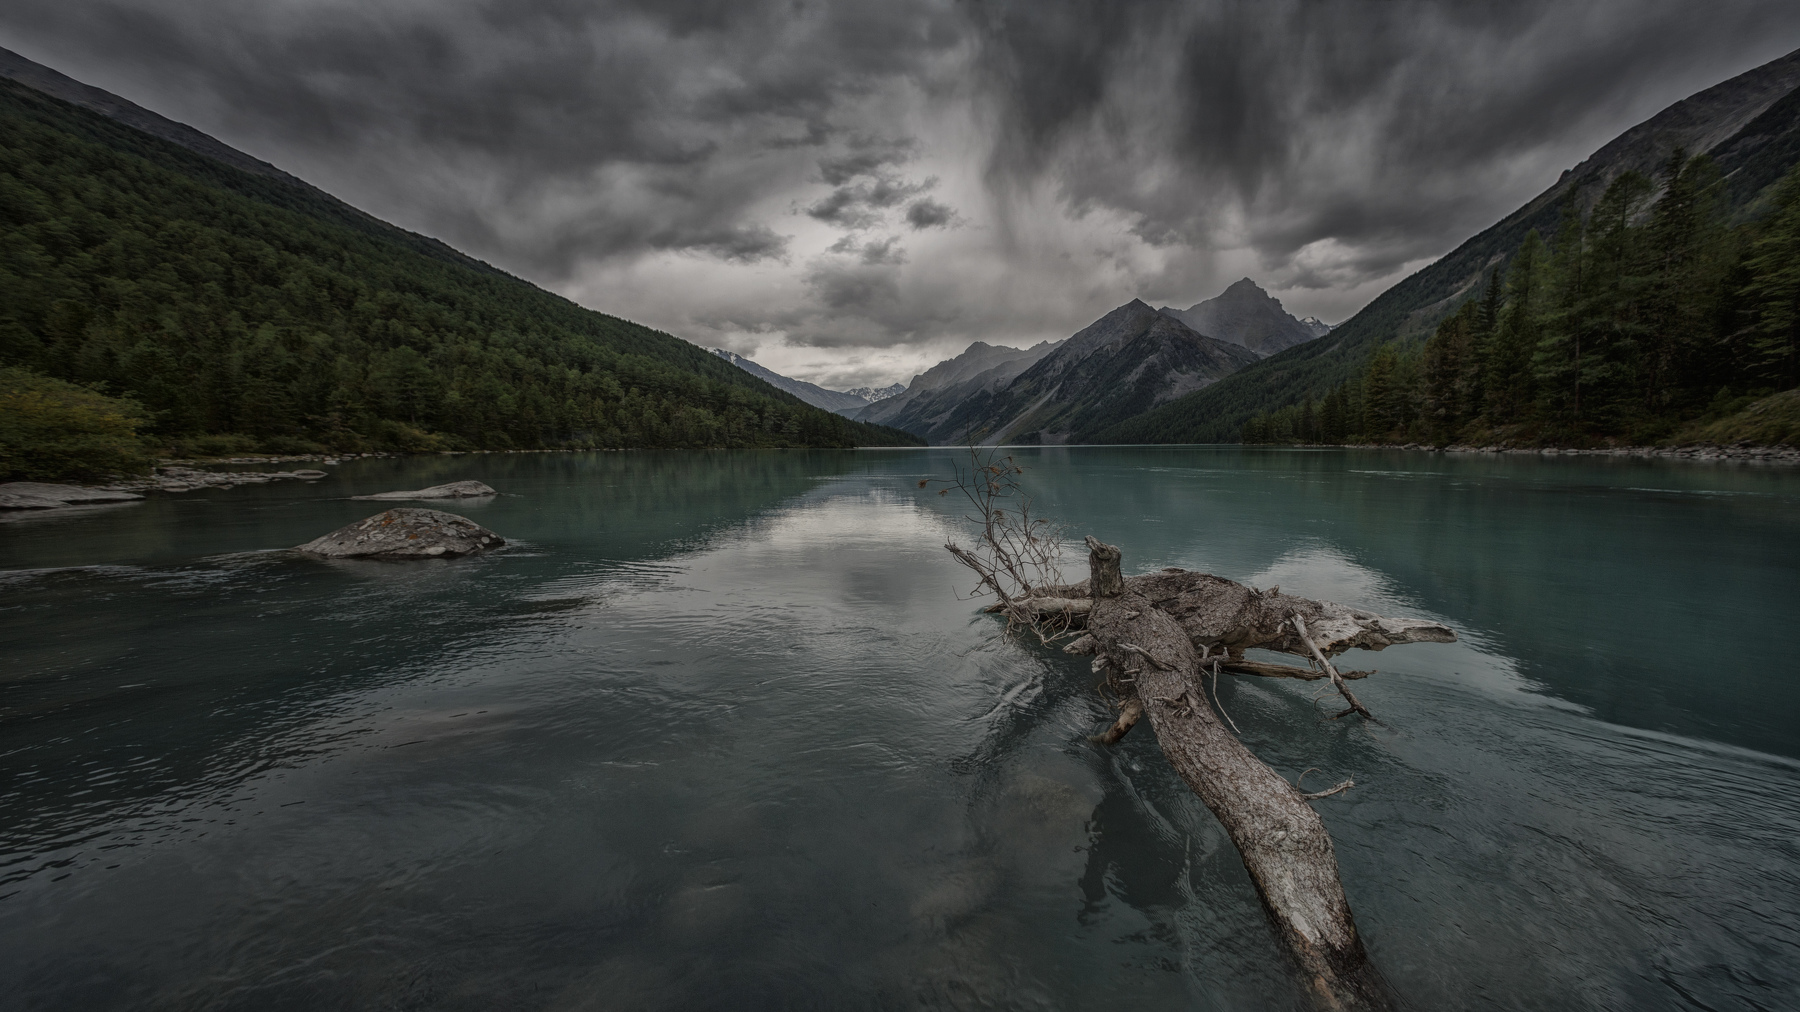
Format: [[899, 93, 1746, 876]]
[[1533, 200, 1589, 432], [1421, 301, 1476, 443], [1741, 162, 1800, 391], [1486, 230, 1547, 425], [1583, 170, 1655, 431], [1465, 269, 1502, 416], [1641, 150, 1731, 418]]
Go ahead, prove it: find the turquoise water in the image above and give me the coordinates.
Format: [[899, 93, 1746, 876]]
[[2, 447, 1797, 1009]]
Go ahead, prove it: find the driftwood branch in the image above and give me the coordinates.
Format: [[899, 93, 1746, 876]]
[[1013, 569, 1454, 664], [1082, 540, 1392, 1009], [982, 596, 1093, 616], [939, 465, 1458, 1007]]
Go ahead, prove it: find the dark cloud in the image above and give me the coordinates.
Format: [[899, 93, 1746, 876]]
[[971, 0, 1800, 289], [819, 141, 914, 185], [905, 198, 956, 229], [3, 0, 1799, 380], [676, 224, 790, 264], [805, 148, 937, 231], [0, 0, 963, 275], [806, 260, 901, 314], [858, 236, 908, 265], [806, 188, 884, 229], [806, 177, 935, 227]]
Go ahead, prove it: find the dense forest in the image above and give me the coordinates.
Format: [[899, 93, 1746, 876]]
[[0, 79, 917, 478], [1242, 153, 1800, 448]]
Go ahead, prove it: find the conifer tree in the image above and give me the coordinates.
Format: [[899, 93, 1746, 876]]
[[1742, 163, 1800, 391], [1534, 200, 1590, 431], [1485, 230, 1546, 425]]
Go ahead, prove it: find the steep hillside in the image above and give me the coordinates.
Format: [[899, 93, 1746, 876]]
[[1158, 278, 1321, 356], [1108, 46, 1800, 444], [0, 52, 920, 452], [923, 301, 1258, 444]]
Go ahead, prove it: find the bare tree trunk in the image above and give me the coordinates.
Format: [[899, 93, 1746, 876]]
[[1083, 537, 1392, 1011]]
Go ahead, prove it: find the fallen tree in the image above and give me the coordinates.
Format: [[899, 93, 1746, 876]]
[[931, 452, 1454, 1010]]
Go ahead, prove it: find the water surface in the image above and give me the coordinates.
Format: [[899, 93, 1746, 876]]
[[2, 447, 1797, 1010]]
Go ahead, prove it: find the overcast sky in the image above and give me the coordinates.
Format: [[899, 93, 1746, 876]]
[[6, 1, 1800, 388]]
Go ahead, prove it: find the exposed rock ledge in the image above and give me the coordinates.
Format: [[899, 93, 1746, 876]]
[[297, 508, 504, 559], [0, 482, 144, 510], [95, 466, 329, 495], [352, 480, 497, 500]]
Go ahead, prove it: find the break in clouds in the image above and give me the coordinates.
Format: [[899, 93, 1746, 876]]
[[4, 0, 1800, 387]]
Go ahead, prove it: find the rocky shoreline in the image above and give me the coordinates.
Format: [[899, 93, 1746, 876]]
[[1321, 442, 1800, 464], [91, 465, 329, 495]]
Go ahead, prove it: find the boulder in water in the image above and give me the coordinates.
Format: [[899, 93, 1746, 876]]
[[352, 480, 498, 500], [297, 508, 504, 559]]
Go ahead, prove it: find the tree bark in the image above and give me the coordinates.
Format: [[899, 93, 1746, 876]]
[[1084, 540, 1392, 1011], [1015, 569, 1453, 661], [1085, 534, 1125, 597]]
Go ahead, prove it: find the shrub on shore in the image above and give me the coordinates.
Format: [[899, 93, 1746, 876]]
[[0, 367, 152, 480]]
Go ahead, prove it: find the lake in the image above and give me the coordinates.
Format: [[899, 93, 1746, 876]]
[[2, 447, 1797, 1010]]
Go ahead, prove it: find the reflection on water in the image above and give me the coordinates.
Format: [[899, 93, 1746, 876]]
[[0, 447, 1796, 1010]]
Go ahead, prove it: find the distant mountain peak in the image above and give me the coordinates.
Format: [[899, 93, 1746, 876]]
[[1158, 279, 1320, 357], [844, 383, 905, 403], [712, 349, 906, 416]]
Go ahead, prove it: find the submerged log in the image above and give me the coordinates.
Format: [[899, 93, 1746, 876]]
[[352, 479, 498, 501], [1081, 536, 1393, 1010]]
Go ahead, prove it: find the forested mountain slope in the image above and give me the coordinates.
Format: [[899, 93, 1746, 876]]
[[1106, 46, 1800, 444], [0, 57, 919, 454]]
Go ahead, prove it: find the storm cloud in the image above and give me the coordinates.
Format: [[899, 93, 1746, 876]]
[[3, 0, 1799, 387]]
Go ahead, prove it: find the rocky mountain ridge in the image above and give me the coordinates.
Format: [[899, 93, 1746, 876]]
[[1157, 278, 1325, 357], [844, 384, 905, 403], [853, 340, 1064, 439], [866, 301, 1258, 444]]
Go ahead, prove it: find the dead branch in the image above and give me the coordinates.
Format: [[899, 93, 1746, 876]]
[[1293, 614, 1376, 722], [1090, 694, 1144, 745], [1204, 657, 1243, 735], [934, 448, 1076, 644], [1117, 642, 1174, 670], [1062, 634, 1099, 655], [1221, 658, 1374, 681], [983, 596, 1093, 616]]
